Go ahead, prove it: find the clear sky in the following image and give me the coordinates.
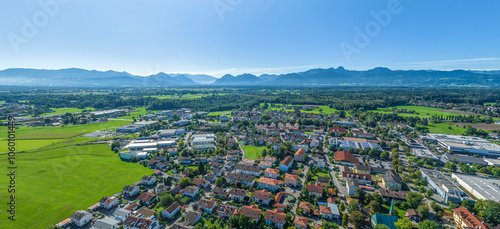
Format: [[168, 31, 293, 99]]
[[1, 0, 500, 77]]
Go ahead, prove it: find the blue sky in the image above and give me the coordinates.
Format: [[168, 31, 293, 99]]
[[1, 0, 500, 77]]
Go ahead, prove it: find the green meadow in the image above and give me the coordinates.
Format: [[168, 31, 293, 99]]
[[371, 105, 469, 118], [208, 110, 232, 117], [260, 103, 350, 116], [241, 144, 266, 160], [0, 144, 152, 229]]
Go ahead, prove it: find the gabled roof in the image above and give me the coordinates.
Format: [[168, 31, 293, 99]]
[[280, 156, 294, 166], [264, 168, 280, 175], [306, 183, 324, 193], [183, 186, 199, 194], [197, 198, 217, 209], [294, 216, 309, 227], [453, 206, 492, 229], [137, 192, 157, 202], [319, 205, 332, 214], [264, 209, 286, 224], [239, 205, 261, 220], [334, 151, 359, 164], [164, 201, 181, 214], [185, 211, 201, 225], [229, 188, 247, 197], [285, 173, 299, 181], [258, 177, 279, 186], [295, 148, 305, 157], [298, 201, 312, 211], [254, 189, 272, 200]]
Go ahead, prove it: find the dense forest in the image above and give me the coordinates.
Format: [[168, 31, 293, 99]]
[[1, 87, 500, 113]]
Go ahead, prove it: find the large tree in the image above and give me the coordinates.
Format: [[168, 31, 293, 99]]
[[349, 211, 365, 229], [418, 220, 439, 229], [179, 177, 193, 188], [348, 200, 360, 213], [394, 218, 413, 229], [406, 191, 424, 209]]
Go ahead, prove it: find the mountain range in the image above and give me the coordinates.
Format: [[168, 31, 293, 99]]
[[1, 67, 499, 87]]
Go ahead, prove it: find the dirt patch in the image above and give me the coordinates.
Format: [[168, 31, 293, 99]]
[[456, 123, 500, 131]]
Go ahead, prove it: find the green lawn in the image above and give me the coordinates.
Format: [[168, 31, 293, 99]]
[[241, 144, 266, 160], [311, 168, 331, 181], [147, 93, 226, 100], [382, 204, 406, 218], [119, 107, 156, 119], [0, 144, 152, 229]]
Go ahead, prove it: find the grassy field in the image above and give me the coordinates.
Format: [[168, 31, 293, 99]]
[[37, 107, 95, 116], [261, 103, 351, 116], [208, 111, 232, 116], [311, 168, 331, 181], [0, 144, 152, 229], [0, 120, 132, 142], [371, 105, 472, 118], [147, 93, 226, 100], [424, 123, 466, 135], [118, 107, 160, 120], [241, 144, 266, 160]]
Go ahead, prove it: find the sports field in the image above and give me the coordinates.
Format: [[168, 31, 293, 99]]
[[0, 144, 152, 229]]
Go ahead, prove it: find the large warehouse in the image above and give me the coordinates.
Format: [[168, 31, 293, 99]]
[[424, 133, 500, 157], [452, 173, 500, 203]]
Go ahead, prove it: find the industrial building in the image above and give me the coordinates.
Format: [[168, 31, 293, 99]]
[[340, 140, 382, 151], [452, 173, 500, 203], [420, 168, 473, 204], [423, 133, 500, 157]]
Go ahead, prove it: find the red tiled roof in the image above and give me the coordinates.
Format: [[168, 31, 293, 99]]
[[264, 209, 286, 224], [280, 156, 293, 166], [294, 216, 308, 227], [334, 151, 359, 164], [453, 206, 492, 229], [258, 177, 279, 186], [295, 148, 305, 157]]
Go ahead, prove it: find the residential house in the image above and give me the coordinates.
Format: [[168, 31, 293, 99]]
[[285, 173, 300, 187], [217, 204, 237, 218], [294, 148, 306, 162], [235, 164, 262, 177], [265, 156, 277, 164], [298, 201, 312, 215], [123, 185, 141, 198], [381, 170, 403, 190], [226, 173, 256, 186], [265, 209, 286, 228], [141, 175, 157, 186], [406, 209, 421, 222], [113, 208, 132, 223], [71, 210, 93, 227], [264, 168, 280, 179], [197, 198, 217, 214], [453, 206, 492, 229], [162, 201, 180, 219], [319, 206, 335, 220], [241, 158, 256, 166], [123, 215, 160, 229], [378, 188, 408, 202], [99, 196, 119, 210], [260, 161, 273, 169], [229, 188, 248, 201], [184, 211, 202, 226], [137, 192, 158, 206], [192, 178, 210, 188], [183, 186, 199, 198], [279, 156, 294, 172], [294, 216, 309, 229], [211, 187, 229, 199], [257, 177, 280, 192], [306, 183, 323, 198], [239, 205, 262, 220], [254, 189, 273, 205]]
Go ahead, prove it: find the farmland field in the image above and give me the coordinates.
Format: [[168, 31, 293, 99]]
[[370, 106, 466, 118], [0, 144, 152, 229], [418, 123, 466, 135], [260, 103, 350, 116], [241, 144, 266, 160], [456, 123, 500, 131]]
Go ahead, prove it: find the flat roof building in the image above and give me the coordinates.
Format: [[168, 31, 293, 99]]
[[420, 168, 473, 204], [424, 133, 500, 157], [452, 173, 500, 203]]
